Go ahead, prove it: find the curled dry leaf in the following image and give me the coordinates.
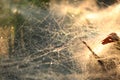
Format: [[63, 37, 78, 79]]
[[102, 32, 119, 45]]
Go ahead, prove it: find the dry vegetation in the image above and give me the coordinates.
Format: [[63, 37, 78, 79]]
[[0, 0, 120, 80]]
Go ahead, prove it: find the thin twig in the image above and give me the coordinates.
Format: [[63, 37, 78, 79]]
[[79, 37, 100, 59]]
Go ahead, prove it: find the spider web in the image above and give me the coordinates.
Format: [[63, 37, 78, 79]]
[[0, 1, 108, 80]]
